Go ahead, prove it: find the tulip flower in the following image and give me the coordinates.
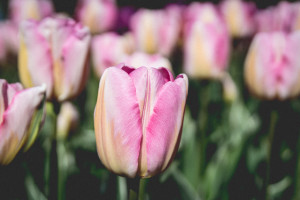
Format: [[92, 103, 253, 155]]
[[91, 32, 134, 77], [124, 52, 173, 71], [0, 21, 19, 61], [57, 102, 79, 140], [9, 0, 53, 25], [0, 79, 46, 164], [94, 64, 188, 178], [245, 31, 300, 100], [76, 0, 117, 34], [183, 3, 230, 79], [130, 6, 181, 57], [18, 16, 91, 101], [220, 0, 256, 37]]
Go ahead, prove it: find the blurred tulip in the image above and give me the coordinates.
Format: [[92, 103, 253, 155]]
[[245, 31, 300, 100], [0, 79, 46, 164], [9, 0, 53, 25], [124, 52, 173, 71], [18, 17, 91, 101], [0, 21, 19, 61], [76, 0, 117, 34], [57, 102, 79, 140], [256, 2, 298, 33], [221, 73, 238, 103], [130, 6, 181, 57], [94, 64, 188, 178], [183, 3, 230, 79], [91, 32, 134, 77], [220, 0, 256, 37]]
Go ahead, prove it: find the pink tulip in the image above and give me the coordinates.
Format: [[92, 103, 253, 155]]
[[0, 21, 19, 60], [124, 52, 173, 71], [0, 79, 46, 164], [18, 16, 91, 101], [91, 32, 134, 77], [94, 64, 188, 178], [245, 31, 300, 100], [9, 0, 53, 25], [220, 0, 257, 37], [76, 0, 117, 34], [130, 6, 181, 57], [183, 3, 230, 79]]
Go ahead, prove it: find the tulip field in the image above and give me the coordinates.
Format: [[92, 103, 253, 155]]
[[1, 0, 300, 200]]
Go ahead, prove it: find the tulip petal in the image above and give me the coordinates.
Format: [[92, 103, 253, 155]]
[[94, 67, 142, 178], [143, 74, 188, 177], [0, 84, 46, 164], [19, 21, 53, 98]]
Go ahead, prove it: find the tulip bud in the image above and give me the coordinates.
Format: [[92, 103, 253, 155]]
[[221, 73, 238, 103], [220, 0, 256, 37], [91, 32, 134, 77], [130, 6, 181, 57], [9, 0, 53, 25], [183, 3, 230, 79], [245, 31, 300, 100], [124, 52, 173, 71], [0, 80, 46, 164], [76, 0, 117, 34], [18, 17, 91, 102], [94, 64, 188, 178], [57, 102, 79, 140]]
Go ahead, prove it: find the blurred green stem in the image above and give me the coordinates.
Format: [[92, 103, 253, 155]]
[[293, 132, 300, 200], [262, 110, 278, 200], [126, 177, 141, 200], [57, 140, 66, 200]]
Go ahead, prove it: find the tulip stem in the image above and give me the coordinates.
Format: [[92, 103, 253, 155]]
[[126, 177, 141, 200], [293, 132, 300, 200], [262, 110, 278, 200]]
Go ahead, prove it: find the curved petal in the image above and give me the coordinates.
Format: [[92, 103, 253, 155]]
[[0, 84, 46, 164], [142, 74, 188, 177], [94, 67, 142, 178]]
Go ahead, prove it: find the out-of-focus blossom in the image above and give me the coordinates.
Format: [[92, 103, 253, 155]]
[[124, 52, 172, 71], [94, 64, 188, 178], [115, 6, 136, 33], [0, 79, 46, 164], [18, 17, 91, 102], [220, 0, 256, 37], [183, 3, 230, 79], [221, 73, 238, 103], [57, 102, 79, 140], [9, 0, 53, 25], [245, 31, 300, 100], [76, 0, 117, 34], [91, 32, 134, 77], [0, 21, 19, 61], [256, 2, 298, 33], [130, 6, 181, 57]]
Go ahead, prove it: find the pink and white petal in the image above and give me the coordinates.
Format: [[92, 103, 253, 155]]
[[94, 67, 142, 178], [58, 26, 91, 101], [143, 74, 188, 177], [0, 84, 46, 164], [20, 21, 53, 98]]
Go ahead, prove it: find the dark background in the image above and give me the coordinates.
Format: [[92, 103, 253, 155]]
[[0, 0, 299, 18]]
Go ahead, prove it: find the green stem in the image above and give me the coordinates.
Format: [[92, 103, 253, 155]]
[[293, 133, 300, 200], [117, 176, 127, 200], [126, 177, 141, 200], [57, 140, 66, 200], [262, 110, 278, 200]]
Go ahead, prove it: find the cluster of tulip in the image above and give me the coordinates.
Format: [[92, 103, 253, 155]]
[[1, 0, 300, 199]]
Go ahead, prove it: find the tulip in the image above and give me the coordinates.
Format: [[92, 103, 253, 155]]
[[245, 31, 300, 100], [18, 16, 91, 101], [130, 6, 181, 57], [76, 0, 117, 34], [220, 0, 256, 37], [57, 102, 79, 140], [0, 79, 46, 164], [124, 52, 173, 71], [9, 0, 53, 25], [221, 73, 238, 103], [0, 21, 19, 61], [94, 64, 188, 178], [91, 32, 134, 77], [183, 3, 230, 79]]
